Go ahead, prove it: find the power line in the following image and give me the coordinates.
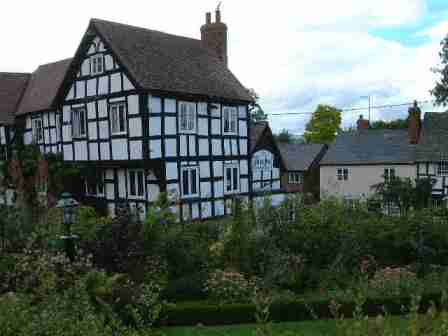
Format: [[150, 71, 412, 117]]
[[267, 99, 436, 117]]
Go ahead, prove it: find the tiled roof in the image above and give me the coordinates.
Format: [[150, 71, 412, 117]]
[[320, 129, 416, 165], [90, 19, 253, 102], [16, 58, 72, 116], [0, 73, 30, 124], [278, 143, 326, 171], [249, 122, 269, 151], [416, 112, 448, 162]]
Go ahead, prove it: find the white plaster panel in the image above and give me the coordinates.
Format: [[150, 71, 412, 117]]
[[64, 145, 73, 161], [239, 120, 248, 137], [89, 143, 99, 160], [96, 100, 106, 118], [198, 102, 207, 115], [201, 182, 212, 198], [201, 202, 212, 218], [87, 43, 96, 55], [273, 167, 280, 179], [192, 203, 199, 219], [212, 139, 222, 155], [231, 139, 238, 155], [238, 106, 247, 118], [180, 135, 187, 156], [189, 136, 196, 156], [149, 117, 161, 136], [105, 54, 114, 71], [130, 140, 142, 159], [42, 114, 49, 127], [240, 139, 248, 155], [129, 117, 142, 137], [213, 161, 223, 177], [200, 161, 210, 178], [165, 138, 177, 157], [215, 199, 225, 216], [148, 184, 160, 202], [224, 139, 231, 156], [50, 129, 56, 143], [240, 160, 248, 175], [165, 117, 176, 135], [150, 97, 162, 113], [86, 79, 96, 97], [273, 180, 281, 189], [89, 120, 98, 139], [75, 81, 85, 99], [240, 178, 249, 193], [81, 59, 90, 76], [166, 162, 178, 180], [164, 99, 176, 113], [74, 141, 88, 161], [66, 86, 74, 100], [118, 170, 126, 198], [98, 76, 109, 95], [49, 112, 56, 126], [98, 41, 106, 52], [106, 183, 115, 200], [123, 74, 134, 91], [111, 139, 128, 160], [25, 116, 32, 129], [100, 142, 110, 160], [199, 139, 209, 156], [87, 102, 95, 119], [211, 104, 221, 117], [63, 106, 71, 122], [110, 73, 122, 93], [99, 121, 109, 139], [212, 119, 221, 135], [44, 130, 50, 144], [198, 118, 208, 136], [150, 139, 162, 158], [62, 125, 72, 142], [23, 132, 32, 145], [127, 95, 139, 115]]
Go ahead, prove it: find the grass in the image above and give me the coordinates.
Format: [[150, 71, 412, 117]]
[[158, 317, 408, 336]]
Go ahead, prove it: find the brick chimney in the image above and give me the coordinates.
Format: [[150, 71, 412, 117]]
[[201, 7, 228, 66], [408, 100, 421, 144], [357, 115, 370, 130]]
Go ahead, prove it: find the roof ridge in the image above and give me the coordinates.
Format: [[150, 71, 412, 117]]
[[0, 72, 31, 76]]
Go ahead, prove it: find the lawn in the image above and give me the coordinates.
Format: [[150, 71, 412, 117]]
[[159, 318, 407, 336]]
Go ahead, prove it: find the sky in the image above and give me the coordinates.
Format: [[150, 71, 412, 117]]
[[1, 0, 448, 134]]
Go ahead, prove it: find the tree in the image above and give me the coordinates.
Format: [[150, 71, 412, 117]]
[[370, 119, 408, 130], [275, 129, 294, 144], [247, 88, 268, 123], [431, 34, 448, 106], [304, 104, 341, 144]]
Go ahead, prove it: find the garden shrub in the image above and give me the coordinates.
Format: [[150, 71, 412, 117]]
[[368, 266, 420, 296]]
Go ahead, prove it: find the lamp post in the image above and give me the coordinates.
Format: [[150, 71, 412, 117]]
[[56, 192, 79, 261]]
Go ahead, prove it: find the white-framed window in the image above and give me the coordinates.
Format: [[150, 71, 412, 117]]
[[337, 168, 349, 181], [110, 102, 127, 135], [85, 170, 105, 196], [223, 106, 238, 134], [32, 118, 44, 143], [128, 169, 145, 198], [254, 151, 272, 171], [288, 172, 303, 184], [72, 107, 87, 138], [179, 102, 196, 133], [55, 113, 61, 142], [224, 163, 239, 194], [384, 168, 396, 182], [90, 54, 104, 75], [181, 166, 199, 198], [438, 160, 448, 176]]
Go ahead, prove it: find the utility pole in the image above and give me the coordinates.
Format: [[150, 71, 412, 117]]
[[361, 96, 372, 122]]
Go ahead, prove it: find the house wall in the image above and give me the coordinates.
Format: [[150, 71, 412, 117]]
[[320, 164, 417, 200], [23, 111, 61, 154], [281, 171, 304, 193], [417, 162, 448, 198], [251, 149, 281, 192]]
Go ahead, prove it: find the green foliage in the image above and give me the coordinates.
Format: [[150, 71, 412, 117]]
[[248, 88, 268, 123], [275, 129, 294, 144], [431, 33, 448, 106], [73, 206, 111, 242], [370, 119, 408, 130], [304, 104, 342, 144]]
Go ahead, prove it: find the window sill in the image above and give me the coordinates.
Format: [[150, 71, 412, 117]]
[[111, 131, 127, 136]]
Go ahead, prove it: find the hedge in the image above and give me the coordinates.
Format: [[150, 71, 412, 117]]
[[158, 292, 443, 326]]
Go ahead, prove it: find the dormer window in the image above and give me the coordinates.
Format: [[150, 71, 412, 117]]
[[438, 160, 448, 176], [91, 54, 104, 75]]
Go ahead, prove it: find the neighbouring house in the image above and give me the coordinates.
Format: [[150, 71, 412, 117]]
[[416, 111, 448, 206], [0, 73, 30, 160], [319, 114, 417, 203], [249, 122, 284, 193], [278, 142, 328, 201]]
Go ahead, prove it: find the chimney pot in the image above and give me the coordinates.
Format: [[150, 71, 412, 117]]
[[201, 9, 228, 66], [408, 100, 421, 144], [216, 9, 221, 23], [206, 12, 211, 24], [357, 115, 369, 130]]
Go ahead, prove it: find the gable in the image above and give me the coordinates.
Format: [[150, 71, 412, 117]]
[[64, 34, 135, 101]]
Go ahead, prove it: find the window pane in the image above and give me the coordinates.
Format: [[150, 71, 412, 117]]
[[226, 167, 232, 191], [231, 110, 237, 132], [233, 167, 238, 190], [180, 104, 187, 130], [137, 171, 144, 196], [98, 57, 103, 72], [191, 169, 197, 195], [129, 171, 136, 196], [119, 105, 126, 132], [182, 169, 189, 195]]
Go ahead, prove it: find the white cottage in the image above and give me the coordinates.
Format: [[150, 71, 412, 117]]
[[51, 11, 253, 220]]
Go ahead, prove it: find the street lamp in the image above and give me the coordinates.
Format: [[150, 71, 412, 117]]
[[56, 192, 79, 261]]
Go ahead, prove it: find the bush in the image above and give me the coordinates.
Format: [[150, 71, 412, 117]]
[[162, 272, 208, 302]]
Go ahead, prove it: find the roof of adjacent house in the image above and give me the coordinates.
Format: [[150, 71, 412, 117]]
[[416, 112, 448, 162], [0, 73, 31, 124], [320, 129, 416, 165], [87, 19, 252, 102], [16, 58, 72, 116], [278, 143, 326, 171]]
